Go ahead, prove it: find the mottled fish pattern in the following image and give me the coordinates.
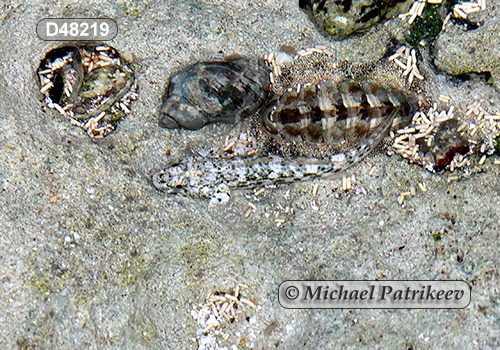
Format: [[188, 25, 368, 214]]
[[153, 155, 349, 197], [154, 49, 422, 198], [154, 78, 418, 197]]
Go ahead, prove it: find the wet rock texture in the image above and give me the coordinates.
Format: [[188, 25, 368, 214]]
[[433, 19, 500, 92], [1, 0, 500, 349]]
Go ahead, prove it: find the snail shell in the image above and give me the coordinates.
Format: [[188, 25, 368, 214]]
[[159, 56, 270, 130]]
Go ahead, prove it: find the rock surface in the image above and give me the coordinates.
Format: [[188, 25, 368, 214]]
[[1, 0, 500, 349]]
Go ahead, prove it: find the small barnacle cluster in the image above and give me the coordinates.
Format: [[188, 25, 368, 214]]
[[391, 100, 500, 174], [191, 284, 259, 347], [399, 0, 487, 47], [38, 44, 137, 138]]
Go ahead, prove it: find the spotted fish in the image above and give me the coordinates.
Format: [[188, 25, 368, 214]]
[[153, 80, 417, 197], [153, 155, 349, 197]]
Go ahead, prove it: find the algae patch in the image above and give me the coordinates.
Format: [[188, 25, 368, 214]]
[[406, 4, 443, 47]]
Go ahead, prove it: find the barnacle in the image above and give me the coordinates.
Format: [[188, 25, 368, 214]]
[[38, 44, 136, 138]]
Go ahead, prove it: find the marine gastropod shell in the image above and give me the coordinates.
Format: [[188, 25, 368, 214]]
[[299, 0, 414, 38], [159, 56, 270, 130]]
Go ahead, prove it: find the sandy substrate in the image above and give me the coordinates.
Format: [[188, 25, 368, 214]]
[[0, 0, 499, 349]]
